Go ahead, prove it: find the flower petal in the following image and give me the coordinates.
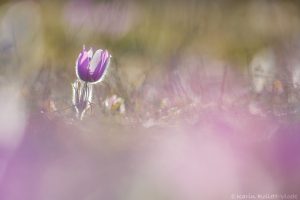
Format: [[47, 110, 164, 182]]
[[89, 49, 110, 83], [87, 48, 93, 60], [76, 49, 91, 81], [89, 49, 103, 73]]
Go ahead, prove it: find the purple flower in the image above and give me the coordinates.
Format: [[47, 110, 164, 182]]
[[75, 46, 111, 83]]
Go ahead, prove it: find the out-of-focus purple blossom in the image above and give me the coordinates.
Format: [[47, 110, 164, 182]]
[[76, 46, 111, 83]]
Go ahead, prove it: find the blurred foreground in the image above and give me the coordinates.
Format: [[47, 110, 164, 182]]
[[0, 1, 300, 200]]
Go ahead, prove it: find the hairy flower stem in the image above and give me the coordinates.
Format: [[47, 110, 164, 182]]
[[72, 80, 93, 119]]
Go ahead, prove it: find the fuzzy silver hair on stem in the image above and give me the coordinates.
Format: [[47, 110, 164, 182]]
[[72, 80, 93, 120]]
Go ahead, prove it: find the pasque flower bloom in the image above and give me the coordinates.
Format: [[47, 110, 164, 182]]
[[76, 46, 111, 83], [72, 46, 111, 119]]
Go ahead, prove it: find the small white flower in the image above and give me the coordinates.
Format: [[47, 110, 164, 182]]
[[104, 95, 125, 114], [250, 48, 275, 93]]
